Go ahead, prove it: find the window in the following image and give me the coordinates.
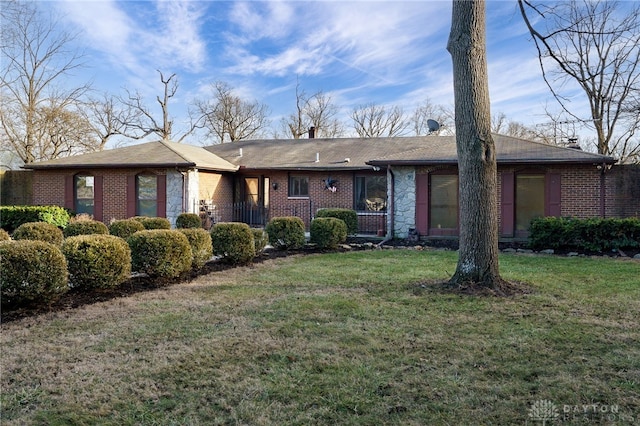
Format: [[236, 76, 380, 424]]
[[430, 175, 458, 230], [515, 174, 545, 233], [355, 175, 387, 211], [136, 175, 158, 216], [74, 175, 94, 215], [289, 175, 309, 197]]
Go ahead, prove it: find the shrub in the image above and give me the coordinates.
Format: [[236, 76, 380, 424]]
[[63, 220, 109, 238], [0, 240, 68, 305], [265, 217, 306, 250], [529, 216, 640, 252], [0, 205, 70, 233], [62, 235, 131, 290], [12, 221, 64, 246], [135, 216, 171, 230], [109, 218, 145, 239], [176, 213, 202, 229], [0, 228, 10, 241], [252, 228, 269, 253], [211, 222, 255, 265], [316, 208, 358, 235], [310, 217, 348, 249], [178, 228, 213, 269], [128, 230, 193, 279]]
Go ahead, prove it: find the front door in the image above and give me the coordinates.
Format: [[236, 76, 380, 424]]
[[236, 177, 269, 226]]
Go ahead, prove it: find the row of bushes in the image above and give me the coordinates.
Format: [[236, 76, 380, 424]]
[[1, 212, 353, 307], [0, 205, 71, 232], [529, 217, 640, 252]]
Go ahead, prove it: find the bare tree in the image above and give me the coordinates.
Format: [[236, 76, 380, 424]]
[[195, 82, 270, 143], [447, 0, 507, 289], [519, 0, 640, 163], [411, 100, 454, 135], [84, 94, 141, 150], [0, 1, 92, 164], [118, 70, 195, 142], [280, 81, 345, 139], [351, 103, 409, 138]]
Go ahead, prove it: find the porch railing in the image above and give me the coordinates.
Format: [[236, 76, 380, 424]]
[[197, 200, 386, 235]]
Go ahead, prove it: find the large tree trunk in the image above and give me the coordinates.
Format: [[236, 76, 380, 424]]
[[447, 0, 502, 287]]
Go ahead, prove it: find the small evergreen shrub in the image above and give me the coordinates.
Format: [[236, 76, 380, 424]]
[[211, 222, 255, 265], [0, 228, 10, 241], [128, 230, 193, 279], [310, 217, 348, 249], [529, 217, 640, 252], [12, 221, 64, 246], [179, 228, 213, 269], [316, 208, 358, 235], [0, 240, 68, 305], [265, 217, 306, 250], [109, 219, 145, 239], [0, 205, 70, 233], [136, 217, 171, 230], [252, 228, 269, 253], [62, 235, 131, 290], [63, 219, 109, 238], [176, 213, 202, 229]]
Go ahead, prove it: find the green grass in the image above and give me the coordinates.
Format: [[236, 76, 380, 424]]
[[1, 250, 639, 425]]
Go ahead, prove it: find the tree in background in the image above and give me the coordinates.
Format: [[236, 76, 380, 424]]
[[410, 100, 454, 136], [0, 1, 93, 164], [280, 80, 344, 139], [447, 0, 507, 289], [351, 103, 409, 137], [117, 71, 197, 142], [195, 82, 271, 143], [519, 0, 640, 163]]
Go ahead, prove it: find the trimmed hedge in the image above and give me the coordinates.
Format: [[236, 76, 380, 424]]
[[310, 217, 348, 249], [63, 220, 109, 237], [0, 205, 70, 232], [128, 230, 193, 279], [179, 228, 213, 269], [265, 217, 306, 250], [12, 221, 64, 246], [62, 235, 131, 289], [211, 222, 255, 265], [0, 228, 10, 241], [252, 228, 269, 253], [316, 208, 358, 235], [176, 213, 202, 229], [529, 217, 640, 252], [134, 216, 171, 230], [0, 240, 68, 305], [109, 219, 145, 239]]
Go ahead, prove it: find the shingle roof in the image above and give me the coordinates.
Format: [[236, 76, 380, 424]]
[[205, 134, 615, 170], [24, 140, 239, 172]]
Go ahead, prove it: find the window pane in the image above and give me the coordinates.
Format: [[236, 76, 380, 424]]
[[355, 175, 387, 211], [75, 175, 94, 215], [137, 175, 157, 216], [430, 175, 458, 229], [516, 175, 545, 231], [289, 176, 309, 197]]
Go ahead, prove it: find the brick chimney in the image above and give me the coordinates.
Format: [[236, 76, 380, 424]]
[[309, 126, 316, 139]]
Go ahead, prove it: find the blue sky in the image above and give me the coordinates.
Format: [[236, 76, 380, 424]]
[[45, 0, 575, 145]]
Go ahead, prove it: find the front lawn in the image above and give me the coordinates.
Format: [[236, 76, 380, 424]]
[[1, 250, 638, 425]]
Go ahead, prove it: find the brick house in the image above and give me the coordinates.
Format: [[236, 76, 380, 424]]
[[24, 134, 625, 240]]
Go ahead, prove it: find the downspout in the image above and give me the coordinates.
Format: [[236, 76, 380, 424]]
[[379, 165, 394, 246], [599, 162, 608, 218]]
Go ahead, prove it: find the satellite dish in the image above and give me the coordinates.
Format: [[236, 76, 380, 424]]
[[427, 119, 440, 134]]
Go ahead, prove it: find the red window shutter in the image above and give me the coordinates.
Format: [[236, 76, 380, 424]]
[[157, 174, 167, 218], [93, 176, 103, 222], [500, 172, 514, 237], [126, 175, 136, 217], [64, 175, 74, 210], [546, 173, 562, 217], [415, 174, 429, 235]]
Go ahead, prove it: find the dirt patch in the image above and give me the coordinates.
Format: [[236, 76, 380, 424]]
[[412, 279, 534, 298]]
